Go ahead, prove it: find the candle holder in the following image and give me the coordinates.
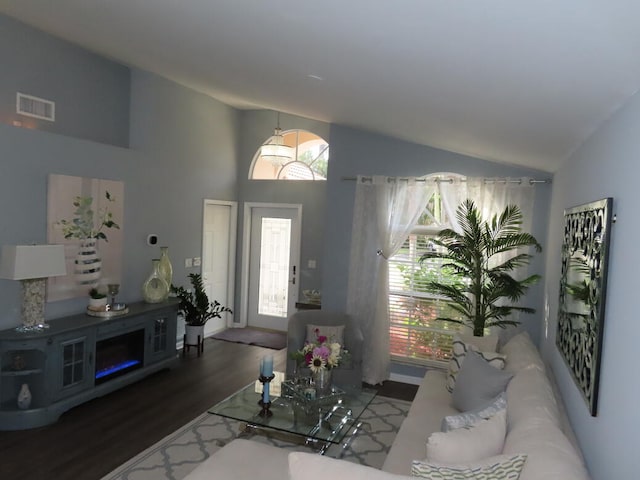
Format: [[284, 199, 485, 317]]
[[258, 373, 275, 417]]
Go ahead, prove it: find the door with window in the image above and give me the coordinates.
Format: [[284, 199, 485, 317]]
[[246, 205, 301, 331]]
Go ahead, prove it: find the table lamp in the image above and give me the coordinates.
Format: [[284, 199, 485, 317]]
[[0, 245, 67, 332]]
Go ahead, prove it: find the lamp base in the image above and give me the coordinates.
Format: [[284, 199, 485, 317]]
[[19, 278, 47, 331]]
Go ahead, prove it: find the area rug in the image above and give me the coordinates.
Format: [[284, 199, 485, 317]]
[[101, 395, 410, 480], [211, 327, 287, 350]]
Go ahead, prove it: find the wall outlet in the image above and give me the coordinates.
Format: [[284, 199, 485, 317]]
[[308, 259, 317, 269], [193, 257, 201, 267], [184, 258, 193, 268]]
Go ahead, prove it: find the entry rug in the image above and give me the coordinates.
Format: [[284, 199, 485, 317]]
[[211, 327, 287, 350], [101, 396, 410, 480]]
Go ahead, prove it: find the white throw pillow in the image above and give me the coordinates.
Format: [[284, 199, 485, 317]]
[[306, 324, 345, 346], [441, 392, 507, 432], [447, 335, 506, 393], [426, 409, 507, 464], [288, 452, 413, 480], [411, 454, 527, 480]]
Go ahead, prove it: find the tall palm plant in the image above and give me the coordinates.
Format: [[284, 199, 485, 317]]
[[419, 199, 542, 336]]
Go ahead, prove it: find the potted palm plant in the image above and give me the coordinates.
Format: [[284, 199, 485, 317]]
[[419, 199, 542, 336], [170, 273, 232, 345]]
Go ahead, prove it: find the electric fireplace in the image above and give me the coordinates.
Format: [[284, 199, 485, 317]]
[[95, 329, 144, 385]]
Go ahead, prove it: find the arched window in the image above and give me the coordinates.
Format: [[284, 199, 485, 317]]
[[249, 129, 329, 180]]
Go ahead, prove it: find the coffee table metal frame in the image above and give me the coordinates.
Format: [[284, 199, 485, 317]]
[[209, 380, 377, 455]]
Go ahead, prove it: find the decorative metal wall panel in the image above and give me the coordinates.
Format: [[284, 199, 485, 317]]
[[556, 198, 612, 416]]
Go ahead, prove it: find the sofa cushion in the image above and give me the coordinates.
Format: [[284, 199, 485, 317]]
[[427, 409, 507, 463], [289, 452, 413, 480], [452, 350, 513, 411], [503, 420, 589, 480], [382, 370, 459, 475], [500, 332, 545, 374], [441, 392, 507, 432], [447, 336, 506, 392], [411, 454, 527, 480], [506, 367, 560, 428], [182, 438, 289, 480]]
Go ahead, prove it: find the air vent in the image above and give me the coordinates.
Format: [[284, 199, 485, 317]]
[[16, 92, 55, 121]]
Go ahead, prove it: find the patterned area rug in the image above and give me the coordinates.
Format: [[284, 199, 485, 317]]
[[101, 396, 410, 480], [211, 328, 287, 350]]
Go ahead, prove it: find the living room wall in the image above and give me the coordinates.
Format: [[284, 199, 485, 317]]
[[323, 124, 552, 345], [0, 19, 238, 332], [543, 91, 640, 479]]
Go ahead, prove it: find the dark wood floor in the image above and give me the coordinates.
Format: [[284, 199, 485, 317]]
[[0, 339, 416, 480]]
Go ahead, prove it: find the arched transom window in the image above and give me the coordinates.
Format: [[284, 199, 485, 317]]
[[249, 129, 329, 180]]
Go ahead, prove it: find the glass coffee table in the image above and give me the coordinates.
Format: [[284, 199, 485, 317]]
[[209, 377, 377, 455]]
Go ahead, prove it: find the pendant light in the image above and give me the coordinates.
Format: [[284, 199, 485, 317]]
[[260, 112, 293, 166]]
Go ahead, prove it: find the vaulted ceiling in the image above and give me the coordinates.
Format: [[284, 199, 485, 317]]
[[3, 1, 640, 172]]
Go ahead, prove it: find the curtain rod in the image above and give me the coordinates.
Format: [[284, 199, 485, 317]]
[[340, 176, 551, 185]]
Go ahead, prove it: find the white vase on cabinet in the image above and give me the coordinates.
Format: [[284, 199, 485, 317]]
[[17, 383, 32, 410]]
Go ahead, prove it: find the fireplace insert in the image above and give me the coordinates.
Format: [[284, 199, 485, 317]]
[[95, 329, 144, 385]]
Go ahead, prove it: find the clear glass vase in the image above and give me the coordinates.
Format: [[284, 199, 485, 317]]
[[313, 368, 332, 397], [158, 246, 173, 288], [142, 259, 169, 303]]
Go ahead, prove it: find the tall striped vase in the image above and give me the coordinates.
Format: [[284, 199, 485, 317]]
[[75, 238, 102, 287]]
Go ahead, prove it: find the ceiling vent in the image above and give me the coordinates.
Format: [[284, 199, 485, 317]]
[[16, 92, 55, 121]]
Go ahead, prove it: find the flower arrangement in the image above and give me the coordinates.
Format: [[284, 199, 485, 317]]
[[57, 191, 120, 241], [292, 328, 342, 372]]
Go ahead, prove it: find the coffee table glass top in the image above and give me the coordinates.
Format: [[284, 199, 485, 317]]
[[209, 379, 377, 445]]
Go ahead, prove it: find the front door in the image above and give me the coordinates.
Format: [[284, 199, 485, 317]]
[[246, 205, 301, 331]]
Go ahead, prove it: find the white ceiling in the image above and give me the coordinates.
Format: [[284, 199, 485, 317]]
[[3, 0, 640, 173]]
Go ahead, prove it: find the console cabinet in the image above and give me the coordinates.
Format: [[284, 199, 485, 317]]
[[0, 300, 179, 430]]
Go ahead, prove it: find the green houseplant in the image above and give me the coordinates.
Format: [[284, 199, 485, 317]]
[[419, 199, 542, 336], [170, 273, 232, 327]]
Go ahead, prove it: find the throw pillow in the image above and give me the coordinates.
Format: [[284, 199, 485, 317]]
[[306, 324, 345, 346], [411, 454, 527, 480], [426, 409, 507, 463], [289, 452, 413, 480], [446, 336, 506, 393], [452, 350, 514, 412], [441, 391, 507, 432]]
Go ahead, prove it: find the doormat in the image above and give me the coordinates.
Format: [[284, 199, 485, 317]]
[[212, 327, 287, 350], [101, 395, 411, 480]]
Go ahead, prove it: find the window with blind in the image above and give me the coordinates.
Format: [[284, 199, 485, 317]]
[[388, 188, 465, 367]]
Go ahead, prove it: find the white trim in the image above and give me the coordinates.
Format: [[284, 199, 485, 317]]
[[202, 199, 237, 329], [389, 372, 424, 385]]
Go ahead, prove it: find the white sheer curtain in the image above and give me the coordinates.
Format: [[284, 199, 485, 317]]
[[346, 176, 434, 385]]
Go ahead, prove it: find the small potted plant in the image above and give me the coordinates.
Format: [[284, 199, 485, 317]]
[[88, 287, 108, 310], [170, 273, 232, 347]]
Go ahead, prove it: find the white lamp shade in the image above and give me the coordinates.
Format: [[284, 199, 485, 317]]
[[0, 245, 67, 280]]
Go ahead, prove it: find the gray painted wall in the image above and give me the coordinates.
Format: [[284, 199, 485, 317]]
[[543, 91, 640, 479], [0, 15, 130, 147], [0, 21, 238, 333], [323, 124, 552, 344], [236, 110, 330, 311]]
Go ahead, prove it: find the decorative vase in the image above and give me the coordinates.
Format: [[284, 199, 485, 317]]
[[17, 383, 32, 410], [88, 297, 108, 309], [158, 246, 173, 288], [142, 259, 170, 303], [75, 238, 101, 287], [313, 368, 332, 396]]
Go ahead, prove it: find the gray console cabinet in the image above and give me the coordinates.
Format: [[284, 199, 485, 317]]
[[0, 300, 179, 430]]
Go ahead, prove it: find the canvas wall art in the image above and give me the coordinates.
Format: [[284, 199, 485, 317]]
[[47, 174, 124, 302]]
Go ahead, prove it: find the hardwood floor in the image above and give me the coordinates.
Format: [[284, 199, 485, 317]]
[[0, 339, 416, 480]]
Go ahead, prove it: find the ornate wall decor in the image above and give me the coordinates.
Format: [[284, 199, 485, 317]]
[[557, 198, 613, 416]]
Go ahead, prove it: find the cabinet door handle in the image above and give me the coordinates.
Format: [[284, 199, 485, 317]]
[[88, 352, 93, 366]]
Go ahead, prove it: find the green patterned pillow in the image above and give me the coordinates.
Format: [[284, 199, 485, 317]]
[[411, 454, 527, 479], [446, 336, 506, 393]]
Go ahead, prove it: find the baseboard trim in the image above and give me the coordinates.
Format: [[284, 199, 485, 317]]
[[389, 372, 423, 385]]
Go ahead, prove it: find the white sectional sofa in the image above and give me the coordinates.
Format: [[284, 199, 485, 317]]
[[184, 332, 590, 480]]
